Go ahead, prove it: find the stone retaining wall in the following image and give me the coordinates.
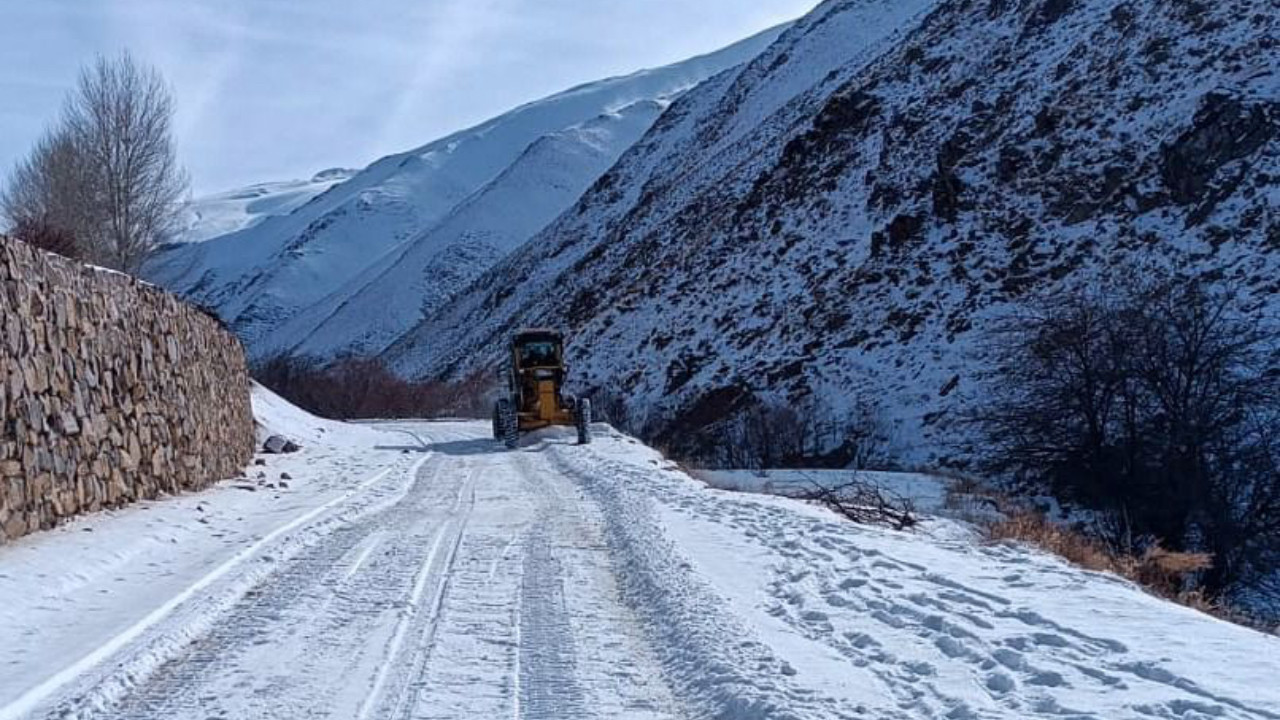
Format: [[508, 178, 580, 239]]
[[1, 236, 255, 542]]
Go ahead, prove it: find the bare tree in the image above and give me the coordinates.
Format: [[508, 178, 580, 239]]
[[971, 273, 1280, 600], [2, 51, 187, 273], [1, 128, 92, 256]]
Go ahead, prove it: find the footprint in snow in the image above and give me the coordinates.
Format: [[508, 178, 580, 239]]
[[985, 672, 1017, 693], [992, 648, 1026, 671], [1027, 670, 1067, 687], [956, 612, 995, 630]]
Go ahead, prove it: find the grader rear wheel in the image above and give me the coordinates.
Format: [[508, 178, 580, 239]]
[[575, 398, 592, 445]]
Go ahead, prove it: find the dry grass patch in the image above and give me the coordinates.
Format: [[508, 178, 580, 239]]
[[989, 509, 1214, 606]]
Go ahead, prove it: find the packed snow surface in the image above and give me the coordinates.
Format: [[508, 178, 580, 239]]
[[3, 401, 1277, 718]]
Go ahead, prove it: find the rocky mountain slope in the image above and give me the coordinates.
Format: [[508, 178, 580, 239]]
[[144, 27, 785, 359], [385, 0, 1278, 463]]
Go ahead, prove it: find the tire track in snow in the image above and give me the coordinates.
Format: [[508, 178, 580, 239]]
[[4, 456, 426, 720], [512, 440, 682, 720], [379, 469, 478, 720], [63, 453, 469, 720], [516, 519, 587, 719]]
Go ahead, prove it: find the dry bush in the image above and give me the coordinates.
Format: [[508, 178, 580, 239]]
[[989, 509, 1216, 605], [10, 217, 82, 261], [934, 470, 1005, 523], [1133, 545, 1214, 598], [254, 354, 494, 420], [989, 511, 1122, 575], [591, 388, 641, 435]]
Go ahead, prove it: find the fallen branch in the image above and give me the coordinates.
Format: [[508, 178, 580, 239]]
[[799, 472, 918, 530]]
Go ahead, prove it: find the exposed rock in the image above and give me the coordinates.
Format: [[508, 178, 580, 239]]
[[1161, 93, 1278, 225], [262, 435, 301, 454]]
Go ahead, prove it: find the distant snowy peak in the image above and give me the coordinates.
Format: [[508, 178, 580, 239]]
[[175, 170, 356, 244], [146, 24, 787, 355]]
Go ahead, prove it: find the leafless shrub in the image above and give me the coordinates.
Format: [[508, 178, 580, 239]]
[[940, 471, 1005, 525], [590, 388, 640, 435], [2, 51, 188, 274], [2, 129, 89, 250], [9, 216, 82, 260], [718, 396, 894, 470], [971, 273, 1279, 603]]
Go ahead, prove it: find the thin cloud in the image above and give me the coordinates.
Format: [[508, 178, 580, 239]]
[[0, 0, 819, 194]]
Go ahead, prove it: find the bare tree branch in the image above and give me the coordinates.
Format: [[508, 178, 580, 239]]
[[799, 471, 918, 530]]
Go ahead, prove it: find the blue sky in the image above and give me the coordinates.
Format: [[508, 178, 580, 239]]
[[0, 1, 816, 194]]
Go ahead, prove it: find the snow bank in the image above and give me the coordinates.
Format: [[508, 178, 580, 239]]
[[0, 393, 418, 718], [559, 428, 1280, 720], [251, 382, 383, 448]]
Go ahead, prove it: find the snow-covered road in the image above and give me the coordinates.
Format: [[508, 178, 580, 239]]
[[3, 411, 1279, 719]]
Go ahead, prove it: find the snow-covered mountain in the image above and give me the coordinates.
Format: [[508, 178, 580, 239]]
[[385, 0, 1278, 463], [260, 99, 669, 361], [145, 26, 786, 358]]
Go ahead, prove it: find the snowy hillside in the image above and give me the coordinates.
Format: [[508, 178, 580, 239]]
[[386, 0, 1279, 463], [260, 99, 670, 361], [144, 26, 785, 357]]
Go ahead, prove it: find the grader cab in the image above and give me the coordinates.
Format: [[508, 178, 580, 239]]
[[492, 329, 591, 448]]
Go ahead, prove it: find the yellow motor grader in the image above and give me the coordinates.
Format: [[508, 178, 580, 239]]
[[492, 329, 591, 448]]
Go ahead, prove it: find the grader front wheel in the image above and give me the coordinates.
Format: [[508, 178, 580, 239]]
[[496, 398, 518, 449]]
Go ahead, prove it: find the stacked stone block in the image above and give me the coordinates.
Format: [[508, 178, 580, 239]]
[[1, 236, 255, 542]]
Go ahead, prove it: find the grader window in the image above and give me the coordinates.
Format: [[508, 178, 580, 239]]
[[519, 341, 558, 368]]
